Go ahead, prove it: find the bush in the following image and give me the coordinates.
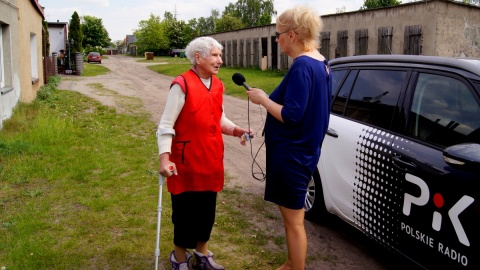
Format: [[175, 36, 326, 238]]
[[36, 75, 61, 107], [48, 75, 61, 86]]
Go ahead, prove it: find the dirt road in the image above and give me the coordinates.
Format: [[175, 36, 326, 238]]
[[58, 55, 403, 270]]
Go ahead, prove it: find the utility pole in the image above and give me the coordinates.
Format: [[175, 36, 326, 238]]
[[174, 5, 179, 20]]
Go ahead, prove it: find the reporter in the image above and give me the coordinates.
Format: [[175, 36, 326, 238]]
[[246, 5, 332, 270]]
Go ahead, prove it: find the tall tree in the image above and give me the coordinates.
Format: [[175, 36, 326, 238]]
[[68, 11, 83, 54], [134, 14, 169, 54], [462, 0, 480, 5], [197, 16, 215, 36], [183, 18, 200, 44], [361, 0, 402, 9], [223, 0, 276, 27], [215, 14, 244, 33], [163, 11, 188, 49], [42, 20, 50, 56], [195, 9, 220, 35], [81, 15, 111, 51]]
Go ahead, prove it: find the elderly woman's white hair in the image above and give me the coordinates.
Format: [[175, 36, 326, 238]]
[[185, 37, 223, 65]]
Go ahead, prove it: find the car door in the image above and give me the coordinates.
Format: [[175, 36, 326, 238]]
[[319, 67, 410, 231], [393, 71, 480, 269]]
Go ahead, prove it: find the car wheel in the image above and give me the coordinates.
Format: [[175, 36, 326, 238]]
[[304, 168, 329, 223], [99, 61, 101, 64]]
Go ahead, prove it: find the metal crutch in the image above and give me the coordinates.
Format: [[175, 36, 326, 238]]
[[154, 173, 165, 270]]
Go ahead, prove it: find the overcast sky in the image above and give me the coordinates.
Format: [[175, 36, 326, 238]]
[[39, 0, 369, 41]]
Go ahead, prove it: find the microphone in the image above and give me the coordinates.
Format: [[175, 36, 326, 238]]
[[232, 73, 250, 90]]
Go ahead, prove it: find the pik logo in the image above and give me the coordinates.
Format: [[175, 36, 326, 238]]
[[402, 173, 474, 247]]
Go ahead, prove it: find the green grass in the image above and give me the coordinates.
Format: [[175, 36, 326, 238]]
[[82, 63, 110, 77], [145, 56, 286, 98], [0, 74, 289, 269]]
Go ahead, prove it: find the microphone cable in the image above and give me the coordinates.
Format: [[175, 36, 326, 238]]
[[246, 96, 267, 182], [232, 72, 266, 181]]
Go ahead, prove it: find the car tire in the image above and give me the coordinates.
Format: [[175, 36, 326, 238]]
[[304, 168, 330, 224]]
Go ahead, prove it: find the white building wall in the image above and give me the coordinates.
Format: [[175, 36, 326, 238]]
[[48, 23, 67, 56], [0, 0, 21, 129]]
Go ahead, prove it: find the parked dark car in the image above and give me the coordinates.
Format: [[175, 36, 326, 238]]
[[169, 49, 185, 58], [304, 55, 480, 270], [87, 52, 102, 64]]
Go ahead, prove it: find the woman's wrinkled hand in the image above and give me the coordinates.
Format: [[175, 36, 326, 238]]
[[159, 154, 177, 177]]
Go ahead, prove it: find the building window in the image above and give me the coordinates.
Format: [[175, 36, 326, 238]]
[[232, 39, 238, 67], [320, 31, 330, 60], [30, 33, 38, 81], [221, 41, 226, 66], [378, 27, 393, 54], [336, 30, 348, 58], [355, 29, 368, 55], [253, 38, 259, 67], [261, 37, 268, 57], [0, 24, 4, 88], [403, 25, 422, 55]]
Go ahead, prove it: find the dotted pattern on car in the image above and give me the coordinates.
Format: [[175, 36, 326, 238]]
[[352, 127, 403, 249]]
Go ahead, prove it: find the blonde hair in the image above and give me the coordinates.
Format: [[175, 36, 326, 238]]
[[276, 5, 323, 51]]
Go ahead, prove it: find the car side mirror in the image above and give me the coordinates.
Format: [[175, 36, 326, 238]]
[[443, 143, 480, 172]]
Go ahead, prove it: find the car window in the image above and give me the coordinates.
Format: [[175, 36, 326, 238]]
[[331, 69, 348, 98], [334, 69, 406, 129], [331, 70, 357, 115], [408, 73, 480, 148]]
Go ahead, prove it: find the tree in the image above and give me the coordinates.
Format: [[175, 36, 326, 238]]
[[336, 6, 347, 13], [163, 11, 188, 49], [197, 16, 216, 36], [134, 14, 169, 54], [113, 40, 124, 50], [194, 9, 220, 36], [68, 11, 83, 54], [182, 18, 200, 44], [361, 0, 402, 9], [215, 14, 244, 33], [42, 20, 50, 56], [462, 0, 480, 5], [81, 15, 111, 52], [223, 0, 276, 28]]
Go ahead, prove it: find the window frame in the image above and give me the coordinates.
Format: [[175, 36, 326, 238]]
[[331, 67, 411, 130], [404, 70, 480, 149], [30, 33, 38, 83], [0, 23, 4, 89]]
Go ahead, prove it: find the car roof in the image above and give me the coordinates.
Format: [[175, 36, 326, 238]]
[[329, 55, 480, 77]]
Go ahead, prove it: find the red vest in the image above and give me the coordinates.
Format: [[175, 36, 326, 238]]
[[167, 69, 225, 195]]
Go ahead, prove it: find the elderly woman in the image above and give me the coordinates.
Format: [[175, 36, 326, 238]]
[[157, 37, 253, 270], [246, 6, 332, 270]]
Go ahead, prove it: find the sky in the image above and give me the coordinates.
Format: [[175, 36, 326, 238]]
[[39, 0, 366, 42]]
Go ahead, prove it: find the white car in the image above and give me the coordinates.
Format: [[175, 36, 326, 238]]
[[305, 55, 480, 270]]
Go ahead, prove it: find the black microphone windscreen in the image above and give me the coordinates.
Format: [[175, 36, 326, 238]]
[[232, 73, 246, 86]]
